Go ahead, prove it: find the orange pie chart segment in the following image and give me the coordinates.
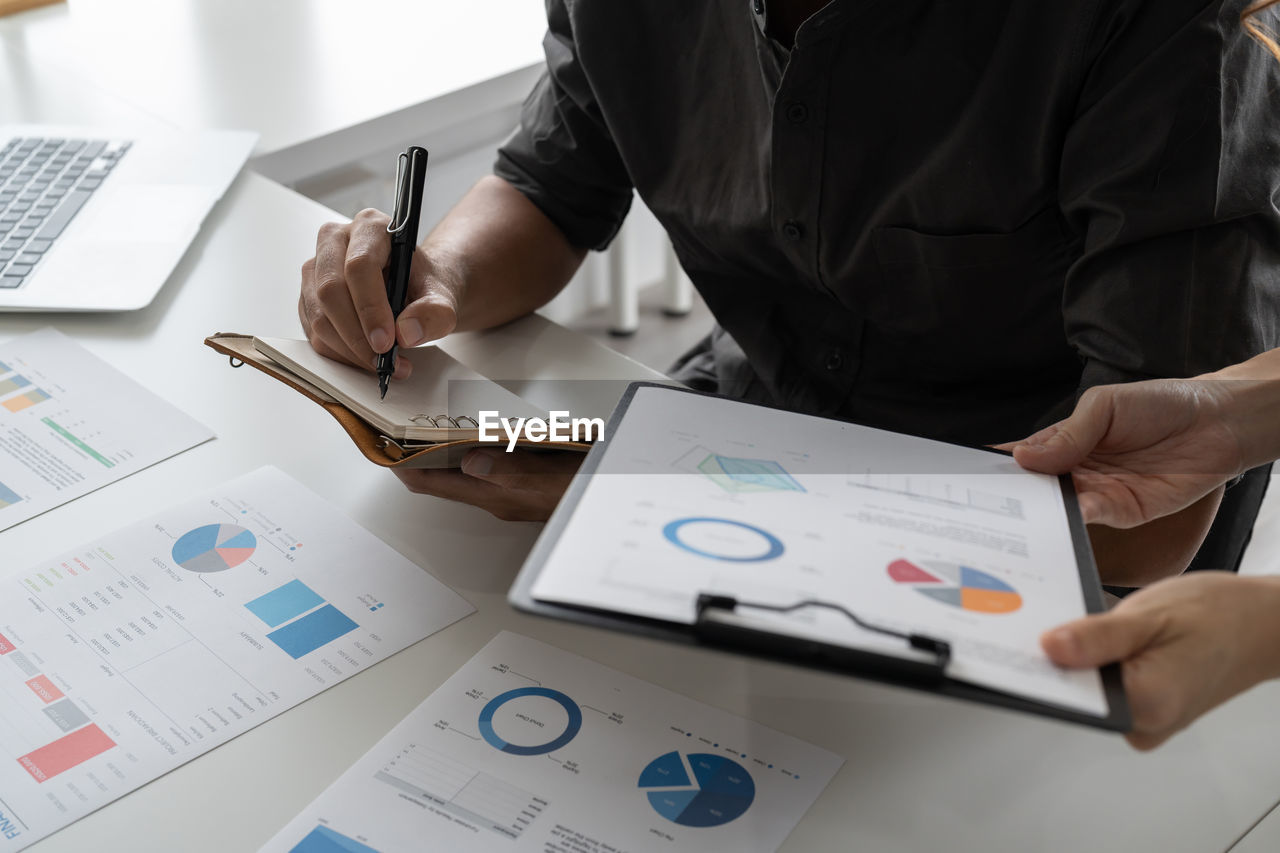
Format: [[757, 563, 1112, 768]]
[[960, 586, 1022, 614]]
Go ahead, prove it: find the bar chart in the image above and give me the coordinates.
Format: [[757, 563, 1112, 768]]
[[2, 388, 50, 413], [0, 467, 474, 851], [0, 629, 119, 787], [0, 368, 51, 414], [246, 580, 360, 659]]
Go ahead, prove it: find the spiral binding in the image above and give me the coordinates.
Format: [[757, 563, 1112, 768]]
[[407, 414, 480, 429]]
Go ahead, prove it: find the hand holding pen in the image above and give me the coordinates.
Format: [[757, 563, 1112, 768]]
[[377, 146, 429, 399]]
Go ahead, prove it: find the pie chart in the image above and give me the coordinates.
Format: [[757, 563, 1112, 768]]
[[888, 558, 1022, 614], [639, 751, 755, 828], [172, 523, 257, 573]]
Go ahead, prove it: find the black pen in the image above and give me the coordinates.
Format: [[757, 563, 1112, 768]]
[[378, 146, 429, 399]]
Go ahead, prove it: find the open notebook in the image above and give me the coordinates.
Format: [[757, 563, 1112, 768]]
[[251, 336, 543, 443], [205, 330, 643, 468]]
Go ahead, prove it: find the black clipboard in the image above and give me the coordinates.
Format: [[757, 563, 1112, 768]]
[[509, 382, 1130, 732]]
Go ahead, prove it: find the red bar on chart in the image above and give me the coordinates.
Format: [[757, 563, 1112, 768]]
[[0, 632, 14, 655], [18, 724, 116, 782], [25, 675, 64, 704]]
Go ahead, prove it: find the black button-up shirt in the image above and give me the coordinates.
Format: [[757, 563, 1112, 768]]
[[495, 0, 1280, 447]]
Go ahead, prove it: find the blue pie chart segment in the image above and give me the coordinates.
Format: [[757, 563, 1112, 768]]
[[638, 750, 692, 787], [662, 517, 784, 562], [639, 752, 755, 828], [477, 687, 582, 756], [174, 523, 217, 557], [675, 791, 755, 828], [647, 789, 702, 824], [959, 565, 1017, 593], [691, 753, 754, 797]]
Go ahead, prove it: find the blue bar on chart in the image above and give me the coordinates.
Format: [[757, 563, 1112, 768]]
[[0, 480, 22, 509], [289, 825, 381, 853], [266, 604, 359, 659], [0, 374, 31, 396], [246, 579, 325, 627]]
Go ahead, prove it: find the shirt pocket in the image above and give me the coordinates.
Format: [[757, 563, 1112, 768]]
[[869, 207, 1077, 377], [871, 207, 1074, 331]]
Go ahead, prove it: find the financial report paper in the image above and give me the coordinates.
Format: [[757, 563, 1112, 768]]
[[261, 632, 842, 853], [0, 327, 213, 532], [0, 467, 473, 851], [530, 386, 1108, 716]]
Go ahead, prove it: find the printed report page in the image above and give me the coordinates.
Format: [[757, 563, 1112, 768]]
[[530, 386, 1107, 716], [0, 327, 213, 532], [260, 632, 842, 853], [0, 467, 473, 851]]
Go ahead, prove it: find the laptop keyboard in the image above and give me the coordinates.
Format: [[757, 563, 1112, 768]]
[[0, 137, 132, 289]]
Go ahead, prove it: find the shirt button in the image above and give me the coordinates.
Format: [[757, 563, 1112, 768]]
[[782, 220, 804, 241], [825, 349, 844, 371], [786, 102, 809, 124], [752, 0, 763, 14]]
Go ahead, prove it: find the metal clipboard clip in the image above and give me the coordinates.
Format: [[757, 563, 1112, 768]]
[[694, 593, 952, 680]]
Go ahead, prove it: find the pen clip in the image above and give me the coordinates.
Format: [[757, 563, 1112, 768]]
[[387, 151, 415, 235]]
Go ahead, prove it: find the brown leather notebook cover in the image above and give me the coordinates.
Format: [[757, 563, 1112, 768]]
[[205, 333, 590, 469], [0, 0, 61, 18]]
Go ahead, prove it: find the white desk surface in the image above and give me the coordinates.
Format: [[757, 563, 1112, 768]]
[[1232, 798, 1280, 852], [0, 171, 1275, 853], [5, 7, 1280, 853], [1, 0, 547, 183]]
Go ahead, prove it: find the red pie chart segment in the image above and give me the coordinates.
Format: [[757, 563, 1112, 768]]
[[887, 559, 941, 584], [217, 547, 256, 566]]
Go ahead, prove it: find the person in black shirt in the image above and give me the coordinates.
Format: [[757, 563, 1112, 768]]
[[297, 0, 1280, 587]]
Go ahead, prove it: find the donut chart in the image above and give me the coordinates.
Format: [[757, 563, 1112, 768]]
[[478, 687, 582, 756], [639, 751, 755, 828], [661, 517, 784, 563], [888, 558, 1022, 614]]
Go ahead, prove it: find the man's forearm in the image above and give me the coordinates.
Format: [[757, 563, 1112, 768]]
[[1210, 348, 1280, 381], [421, 175, 588, 333], [1204, 349, 1280, 471], [1088, 488, 1225, 587]]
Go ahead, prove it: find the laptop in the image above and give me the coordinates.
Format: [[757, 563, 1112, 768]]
[[0, 125, 257, 311]]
